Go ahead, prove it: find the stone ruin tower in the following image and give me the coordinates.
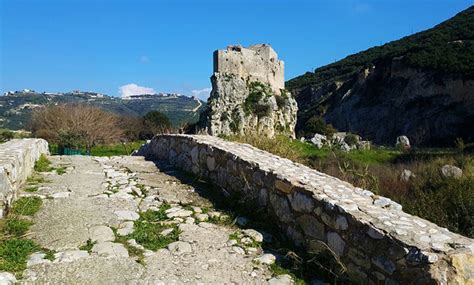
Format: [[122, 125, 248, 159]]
[[198, 44, 298, 138]]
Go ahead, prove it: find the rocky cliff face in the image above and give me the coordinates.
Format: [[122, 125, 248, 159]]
[[200, 73, 297, 138], [293, 58, 474, 146]]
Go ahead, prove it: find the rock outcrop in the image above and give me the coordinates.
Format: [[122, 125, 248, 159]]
[[198, 44, 297, 138]]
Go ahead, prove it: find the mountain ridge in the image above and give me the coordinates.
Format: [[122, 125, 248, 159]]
[[287, 6, 474, 146]]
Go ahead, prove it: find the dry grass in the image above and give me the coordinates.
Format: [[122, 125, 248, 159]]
[[225, 134, 474, 237]]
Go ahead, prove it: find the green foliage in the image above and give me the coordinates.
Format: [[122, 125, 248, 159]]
[[43, 249, 56, 261], [126, 204, 179, 251], [89, 141, 145, 156], [0, 130, 14, 142], [5, 218, 33, 237], [55, 167, 67, 175], [287, 7, 474, 90], [34, 154, 53, 172], [244, 81, 273, 118], [143, 111, 171, 127], [11, 197, 42, 216], [57, 130, 85, 149], [275, 94, 288, 109], [0, 238, 39, 275], [26, 174, 47, 185], [304, 116, 337, 137], [344, 133, 359, 146], [79, 239, 96, 253], [25, 186, 39, 192]]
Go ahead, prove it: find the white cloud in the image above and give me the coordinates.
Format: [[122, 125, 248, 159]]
[[119, 83, 156, 98], [140, 55, 150, 63], [191, 87, 211, 100]]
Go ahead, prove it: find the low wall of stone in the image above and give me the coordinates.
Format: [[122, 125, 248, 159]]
[[0, 139, 49, 217], [137, 134, 474, 284]]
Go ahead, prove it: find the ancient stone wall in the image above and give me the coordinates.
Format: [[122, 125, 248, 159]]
[[0, 139, 49, 217], [214, 44, 284, 94], [137, 134, 474, 284]]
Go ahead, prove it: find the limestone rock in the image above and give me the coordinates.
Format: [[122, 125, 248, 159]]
[[89, 226, 115, 243], [440, 165, 462, 179], [396, 136, 411, 150], [117, 221, 134, 236], [400, 169, 415, 182], [242, 229, 264, 243], [268, 274, 293, 285], [114, 210, 139, 221], [254, 253, 276, 265], [167, 241, 192, 255], [0, 272, 17, 285], [92, 242, 129, 258], [310, 134, 327, 149], [54, 250, 89, 263]]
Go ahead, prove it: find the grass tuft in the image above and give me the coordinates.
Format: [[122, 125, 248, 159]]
[[78, 239, 96, 253], [4, 218, 33, 237], [11, 197, 42, 216], [0, 238, 39, 276], [34, 154, 53, 172]]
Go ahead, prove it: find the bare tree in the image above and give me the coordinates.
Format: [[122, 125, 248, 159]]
[[31, 104, 123, 151]]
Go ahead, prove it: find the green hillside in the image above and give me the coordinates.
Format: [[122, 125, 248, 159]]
[[287, 6, 474, 90], [0, 92, 205, 130]]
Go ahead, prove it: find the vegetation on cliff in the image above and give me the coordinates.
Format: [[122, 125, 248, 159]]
[[287, 6, 474, 90]]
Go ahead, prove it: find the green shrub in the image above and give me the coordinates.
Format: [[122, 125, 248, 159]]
[[344, 133, 359, 146], [305, 116, 337, 137]]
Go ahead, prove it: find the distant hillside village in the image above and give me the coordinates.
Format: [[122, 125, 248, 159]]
[[3, 89, 196, 101], [0, 89, 204, 130]]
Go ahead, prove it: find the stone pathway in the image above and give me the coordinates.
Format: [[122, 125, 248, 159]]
[[12, 155, 290, 284]]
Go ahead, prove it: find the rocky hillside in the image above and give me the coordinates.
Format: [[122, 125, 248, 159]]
[[288, 6, 474, 146], [0, 91, 205, 130]]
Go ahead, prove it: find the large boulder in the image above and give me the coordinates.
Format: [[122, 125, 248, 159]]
[[310, 134, 328, 149], [440, 165, 463, 179], [396, 136, 411, 150]]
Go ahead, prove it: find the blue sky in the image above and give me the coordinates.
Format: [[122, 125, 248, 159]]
[[1, 0, 472, 99]]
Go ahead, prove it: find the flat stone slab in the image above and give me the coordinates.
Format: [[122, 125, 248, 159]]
[[92, 242, 129, 258], [89, 226, 115, 243]]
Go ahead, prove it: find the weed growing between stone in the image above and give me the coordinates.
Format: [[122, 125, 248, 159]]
[[55, 166, 67, 175], [26, 174, 47, 185], [79, 239, 96, 253], [34, 154, 53, 172], [127, 204, 181, 251], [10, 197, 42, 216], [24, 186, 39, 193], [112, 228, 145, 264]]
